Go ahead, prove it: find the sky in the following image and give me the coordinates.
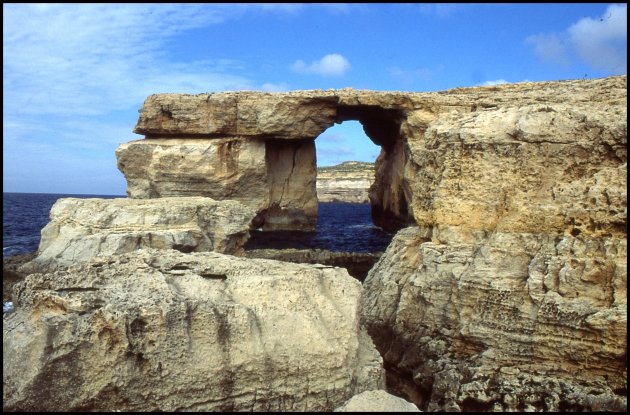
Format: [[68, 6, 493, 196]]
[[3, 3, 627, 195]]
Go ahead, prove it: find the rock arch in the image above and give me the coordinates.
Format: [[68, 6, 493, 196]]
[[117, 90, 420, 231]]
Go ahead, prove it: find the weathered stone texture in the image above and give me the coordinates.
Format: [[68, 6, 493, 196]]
[[4, 249, 384, 412], [19, 197, 255, 274], [361, 226, 627, 412], [264, 139, 318, 230], [358, 76, 627, 411], [134, 92, 338, 140], [117, 138, 318, 231], [124, 77, 626, 234], [101, 75, 628, 411], [116, 138, 268, 202]]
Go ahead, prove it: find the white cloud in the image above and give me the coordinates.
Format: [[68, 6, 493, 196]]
[[481, 79, 509, 86], [524, 33, 571, 65], [2, 4, 261, 118], [568, 3, 627, 74], [525, 4, 627, 75], [290, 54, 351, 76]]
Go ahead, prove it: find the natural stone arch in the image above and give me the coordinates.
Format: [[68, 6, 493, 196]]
[[117, 91, 419, 232]]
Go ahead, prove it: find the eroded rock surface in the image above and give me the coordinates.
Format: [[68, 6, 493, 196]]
[[19, 197, 255, 274], [361, 226, 627, 412], [4, 249, 384, 412], [358, 76, 627, 411], [103, 75, 627, 411]]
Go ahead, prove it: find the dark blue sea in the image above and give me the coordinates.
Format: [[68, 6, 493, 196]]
[[3, 193, 393, 257], [3, 192, 121, 257]]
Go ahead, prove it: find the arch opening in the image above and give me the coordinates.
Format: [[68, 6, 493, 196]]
[[243, 103, 414, 280]]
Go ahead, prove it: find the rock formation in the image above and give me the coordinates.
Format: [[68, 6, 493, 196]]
[[117, 138, 317, 231], [118, 76, 630, 410], [3, 252, 35, 302], [359, 76, 627, 411], [317, 161, 374, 203], [5, 75, 626, 412], [19, 197, 256, 274], [4, 249, 384, 411]]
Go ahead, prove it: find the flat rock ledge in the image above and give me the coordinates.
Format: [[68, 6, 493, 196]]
[[3, 248, 384, 412], [19, 197, 256, 274], [243, 248, 382, 281]]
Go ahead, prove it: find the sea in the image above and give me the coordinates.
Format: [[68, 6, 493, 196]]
[[3, 192, 394, 258]]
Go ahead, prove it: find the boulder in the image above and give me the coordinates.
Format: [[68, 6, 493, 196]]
[[19, 197, 255, 274], [4, 249, 384, 411]]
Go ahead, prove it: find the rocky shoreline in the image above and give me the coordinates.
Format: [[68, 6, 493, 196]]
[[2, 252, 35, 303], [4, 76, 627, 412]]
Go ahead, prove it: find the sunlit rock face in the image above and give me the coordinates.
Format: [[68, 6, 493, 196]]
[[116, 138, 316, 231], [362, 227, 626, 411], [360, 76, 627, 411], [119, 77, 626, 234], [4, 249, 384, 412], [19, 197, 256, 274]]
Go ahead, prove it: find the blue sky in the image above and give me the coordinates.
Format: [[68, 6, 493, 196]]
[[3, 3, 627, 195]]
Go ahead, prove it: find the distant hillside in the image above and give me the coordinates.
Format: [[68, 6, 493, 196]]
[[317, 161, 375, 173], [316, 161, 374, 203]]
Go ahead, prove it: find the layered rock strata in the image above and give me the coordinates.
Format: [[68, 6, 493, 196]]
[[362, 227, 626, 411], [19, 197, 255, 274], [317, 161, 375, 203], [3, 249, 384, 412], [116, 138, 317, 231]]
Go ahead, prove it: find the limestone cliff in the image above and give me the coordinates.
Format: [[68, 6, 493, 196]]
[[316, 161, 374, 203]]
